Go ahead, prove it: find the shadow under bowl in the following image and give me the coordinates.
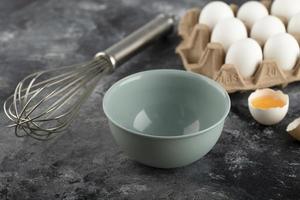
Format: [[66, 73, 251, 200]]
[[103, 69, 230, 168]]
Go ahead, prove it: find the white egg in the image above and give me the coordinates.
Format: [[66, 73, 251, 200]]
[[198, 1, 234, 30], [225, 38, 262, 78], [248, 89, 289, 125], [251, 16, 286, 45], [237, 1, 268, 29], [264, 33, 300, 71], [271, 0, 300, 22], [288, 13, 300, 34], [211, 18, 247, 52]]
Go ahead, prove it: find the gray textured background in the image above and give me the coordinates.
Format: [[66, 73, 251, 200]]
[[0, 0, 299, 199]]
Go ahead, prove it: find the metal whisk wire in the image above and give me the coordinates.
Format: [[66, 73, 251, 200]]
[[3, 14, 175, 140], [4, 56, 112, 140]]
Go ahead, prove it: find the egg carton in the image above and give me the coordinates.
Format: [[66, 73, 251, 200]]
[[176, 1, 300, 93]]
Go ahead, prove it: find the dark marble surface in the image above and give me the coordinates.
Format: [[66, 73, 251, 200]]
[[0, 0, 299, 199]]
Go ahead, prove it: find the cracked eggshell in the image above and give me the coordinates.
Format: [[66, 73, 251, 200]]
[[248, 89, 289, 125], [286, 118, 300, 141]]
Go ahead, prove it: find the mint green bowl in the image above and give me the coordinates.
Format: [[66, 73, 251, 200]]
[[103, 69, 230, 168]]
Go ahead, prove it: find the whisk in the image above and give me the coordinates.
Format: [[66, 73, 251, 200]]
[[3, 14, 175, 140]]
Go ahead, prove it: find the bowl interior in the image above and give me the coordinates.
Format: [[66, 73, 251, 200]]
[[103, 70, 230, 137]]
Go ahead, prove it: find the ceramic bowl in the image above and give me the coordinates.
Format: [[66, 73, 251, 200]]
[[103, 69, 230, 168]]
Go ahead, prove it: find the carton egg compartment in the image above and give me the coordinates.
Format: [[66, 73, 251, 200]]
[[176, 4, 300, 93]]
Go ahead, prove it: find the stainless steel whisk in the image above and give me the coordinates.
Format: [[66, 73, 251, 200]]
[[3, 14, 175, 140]]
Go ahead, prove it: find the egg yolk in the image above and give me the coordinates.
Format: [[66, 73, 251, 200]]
[[251, 95, 285, 109]]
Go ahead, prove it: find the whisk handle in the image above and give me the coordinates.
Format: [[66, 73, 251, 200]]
[[96, 14, 175, 68]]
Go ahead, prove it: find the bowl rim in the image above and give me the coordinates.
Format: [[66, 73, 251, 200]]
[[102, 69, 231, 139]]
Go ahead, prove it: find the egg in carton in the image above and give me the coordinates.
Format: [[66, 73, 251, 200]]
[[176, 0, 300, 93]]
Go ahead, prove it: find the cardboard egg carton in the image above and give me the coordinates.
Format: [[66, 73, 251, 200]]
[[176, 1, 300, 93]]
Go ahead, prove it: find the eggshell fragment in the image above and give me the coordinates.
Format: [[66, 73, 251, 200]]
[[198, 1, 234, 30], [248, 89, 289, 125], [287, 118, 300, 141]]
